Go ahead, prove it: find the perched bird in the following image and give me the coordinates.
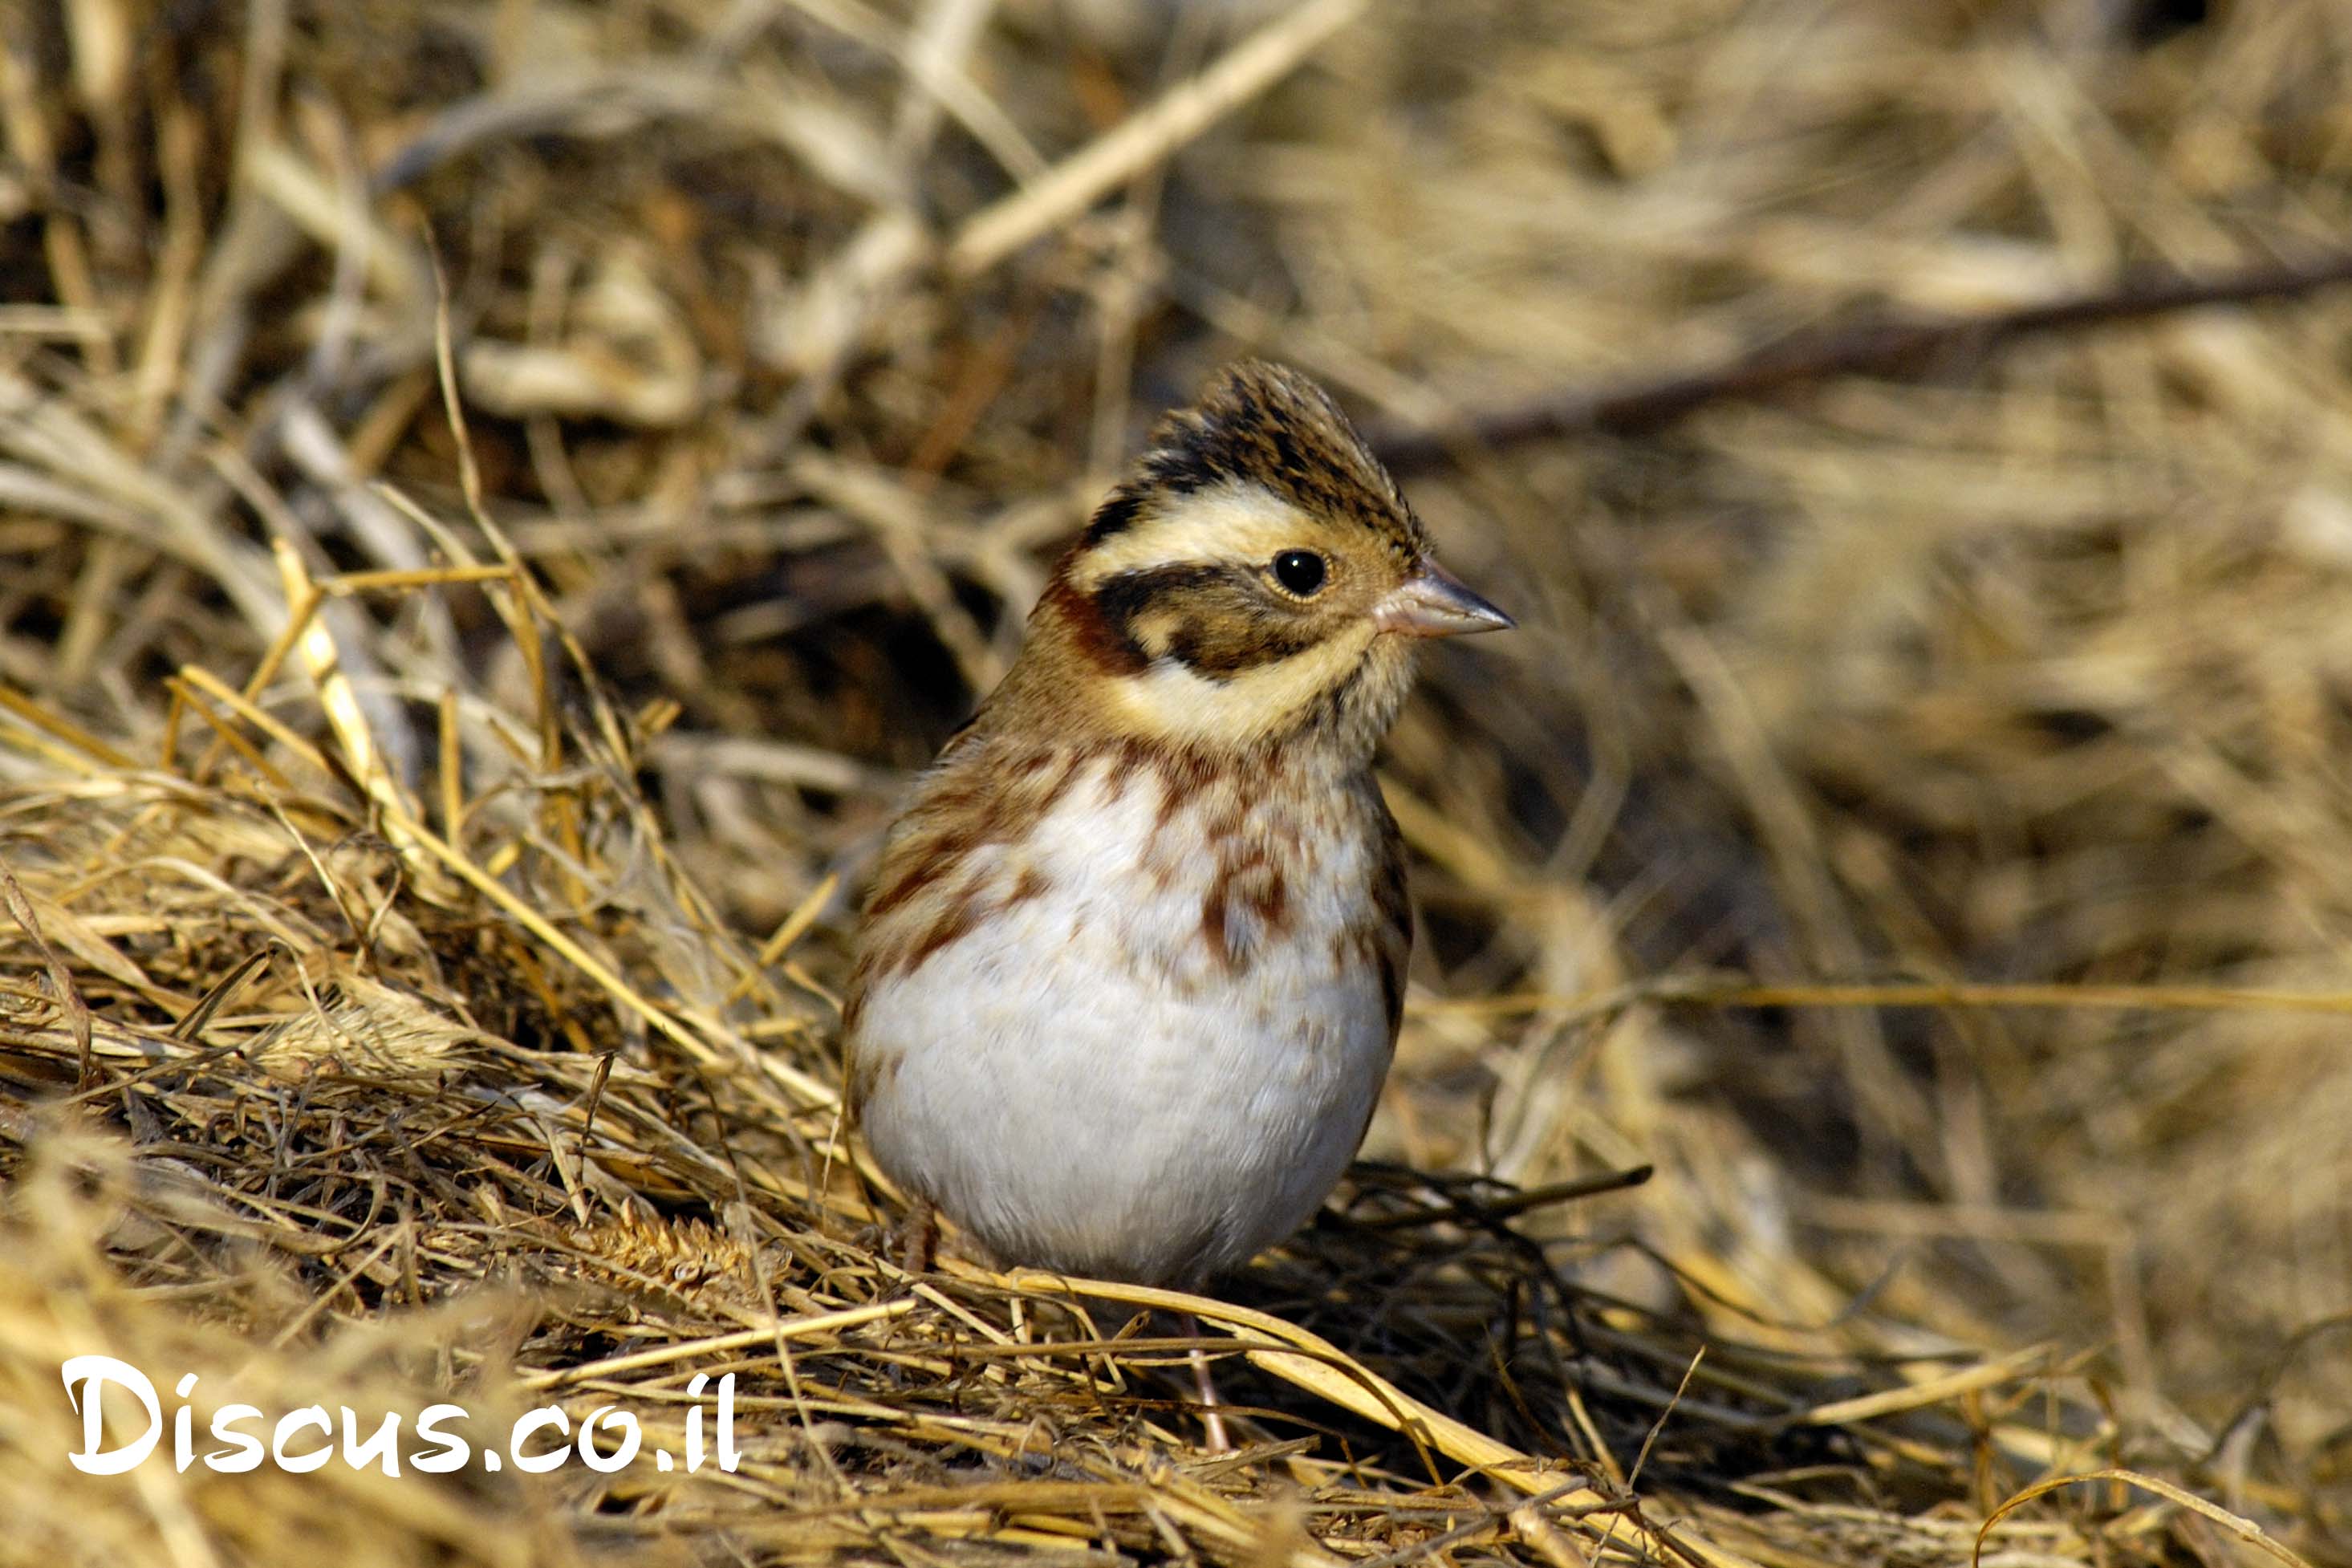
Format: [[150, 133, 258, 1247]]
[[843, 360, 1512, 1292]]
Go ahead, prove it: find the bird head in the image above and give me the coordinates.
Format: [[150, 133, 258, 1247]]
[[1001, 360, 1512, 762]]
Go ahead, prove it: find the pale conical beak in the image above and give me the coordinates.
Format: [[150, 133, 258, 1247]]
[[1373, 557, 1516, 639]]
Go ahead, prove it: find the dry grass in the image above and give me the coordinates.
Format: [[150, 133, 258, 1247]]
[[2, 0, 2348, 1564]]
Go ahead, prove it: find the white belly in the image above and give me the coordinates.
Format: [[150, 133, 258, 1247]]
[[851, 758, 1397, 1286]]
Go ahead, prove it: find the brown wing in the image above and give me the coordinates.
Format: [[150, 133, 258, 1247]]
[[839, 734, 1087, 1081], [1337, 793, 1412, 1164], [1365, 792, 1412, 1040]]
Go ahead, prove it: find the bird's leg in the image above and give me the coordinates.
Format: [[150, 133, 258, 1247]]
[[896, 1194, 938, 1274], [1177, 1310, 1231, 1454]]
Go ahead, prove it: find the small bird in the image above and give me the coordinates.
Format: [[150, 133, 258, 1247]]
[[843, 360, 1512, 1293]]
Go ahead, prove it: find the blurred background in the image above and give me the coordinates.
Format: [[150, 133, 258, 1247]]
[[3, 0, 2350, 1558]]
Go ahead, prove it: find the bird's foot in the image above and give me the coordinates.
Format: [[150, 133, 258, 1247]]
[[895, 1195, 938, 1274]]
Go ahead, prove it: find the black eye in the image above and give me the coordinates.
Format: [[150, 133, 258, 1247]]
[[1272, 550, 1327, 596]]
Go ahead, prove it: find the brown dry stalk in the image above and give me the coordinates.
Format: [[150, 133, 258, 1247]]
[[1373, 252, 2352, 473]]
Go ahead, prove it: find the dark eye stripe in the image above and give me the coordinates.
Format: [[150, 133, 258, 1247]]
[[1090, 564, 1322, 680], [1167, 620, 1322, 680], [1091, 564, 1229, 665]]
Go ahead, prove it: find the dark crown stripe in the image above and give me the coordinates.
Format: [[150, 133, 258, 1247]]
[[1082, 485, 1146, 545], [1085, 360, 1421, 557]]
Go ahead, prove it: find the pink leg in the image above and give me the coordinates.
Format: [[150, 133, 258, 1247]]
[[1180, 1311, 1231, 1453], [896, 1195, 937, 1273]]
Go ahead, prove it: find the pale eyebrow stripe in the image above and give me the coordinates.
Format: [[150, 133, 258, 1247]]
[[1068, 484, 1308, 587]]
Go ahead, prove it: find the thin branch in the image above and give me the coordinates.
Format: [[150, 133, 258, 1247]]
[[946, 0, 1367, 278], [1371, 251, 2352, 474]]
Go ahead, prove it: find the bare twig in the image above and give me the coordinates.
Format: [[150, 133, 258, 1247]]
[[947, 0, 1367, 277], [1372, 252, 2352, 473]]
